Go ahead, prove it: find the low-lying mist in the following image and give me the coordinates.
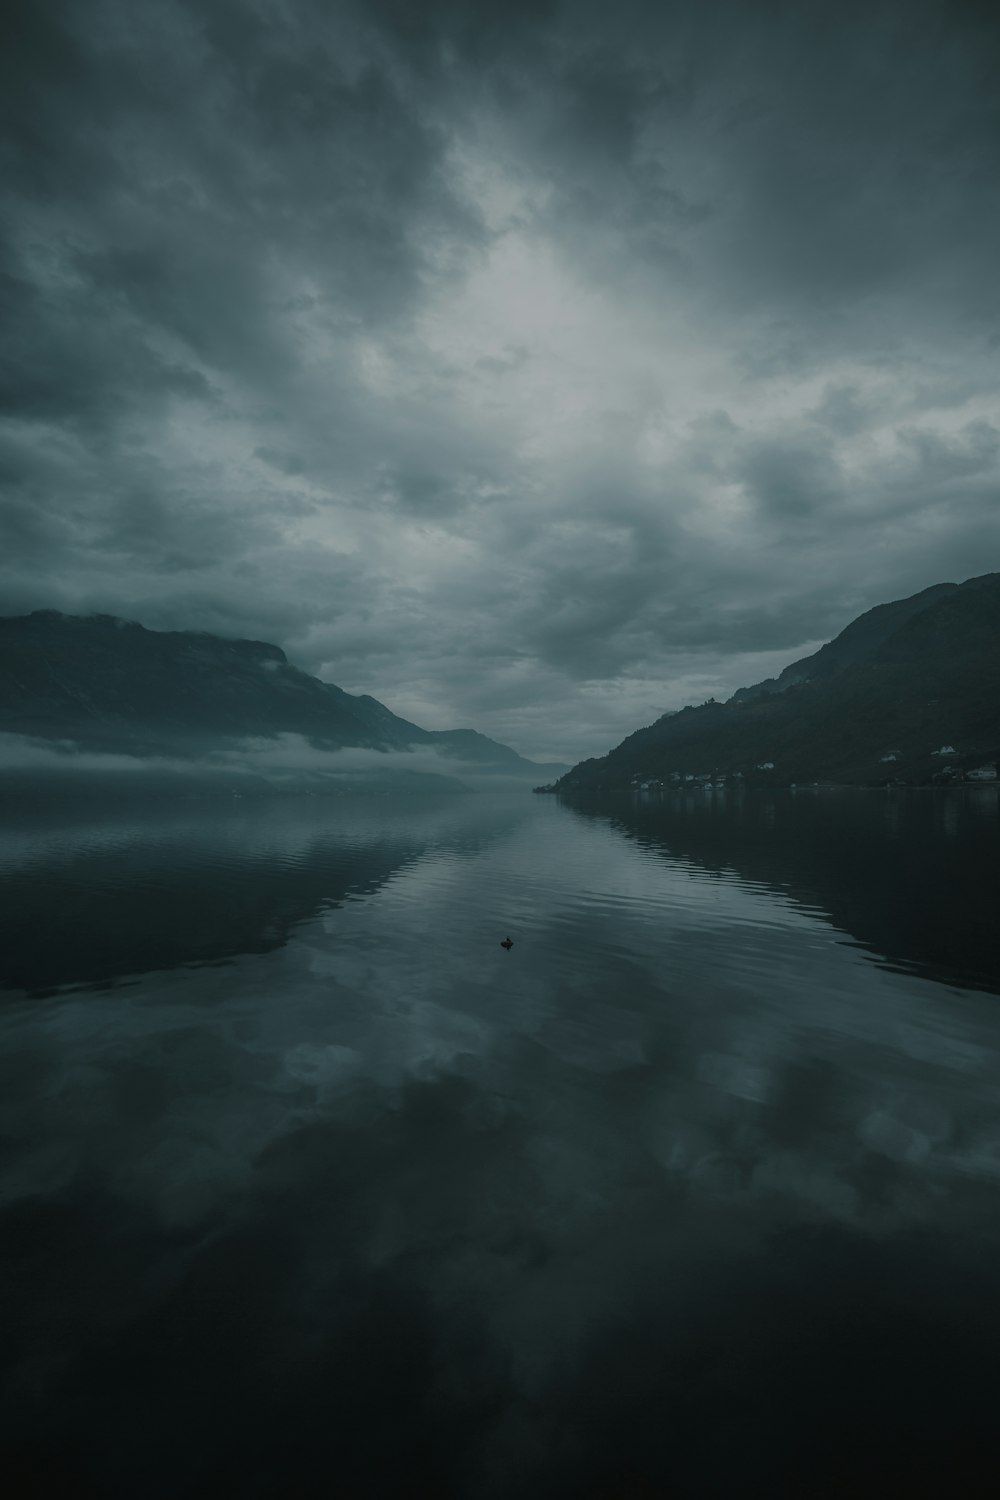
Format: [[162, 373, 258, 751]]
[[0, 732, 544, 799]]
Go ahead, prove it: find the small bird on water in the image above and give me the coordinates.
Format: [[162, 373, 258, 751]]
[[500, 936, 513, 951]]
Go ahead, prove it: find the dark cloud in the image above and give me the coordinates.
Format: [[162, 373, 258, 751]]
[[809, 384, 872, 438], [542, 0, 1000, 333], [2, 0, 999, 762], [740, 436, 844, 522]]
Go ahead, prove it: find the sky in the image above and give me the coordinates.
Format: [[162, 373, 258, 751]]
[[2, 0, 999, 764]]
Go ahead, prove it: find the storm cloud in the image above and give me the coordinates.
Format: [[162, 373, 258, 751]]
[[2, 0, 999, 761]]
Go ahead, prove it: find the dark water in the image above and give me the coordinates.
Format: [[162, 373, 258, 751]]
[[2, 785, 1000, 1498]]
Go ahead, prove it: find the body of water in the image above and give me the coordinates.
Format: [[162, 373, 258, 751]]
[[2, 785, 1000, 1497]]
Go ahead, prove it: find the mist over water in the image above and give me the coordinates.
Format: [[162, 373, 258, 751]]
[[2, 786, 1000, 1497]]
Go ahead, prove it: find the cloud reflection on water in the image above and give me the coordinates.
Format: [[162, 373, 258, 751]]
[[2, 789, 1000, 1495]]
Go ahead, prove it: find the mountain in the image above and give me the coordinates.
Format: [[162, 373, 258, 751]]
[[0, 611, 567, 782], [554, 573, 1000, 792], [728, 581, 959, 703]]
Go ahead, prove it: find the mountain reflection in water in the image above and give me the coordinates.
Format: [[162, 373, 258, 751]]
[[2, 786, 999, 1498]]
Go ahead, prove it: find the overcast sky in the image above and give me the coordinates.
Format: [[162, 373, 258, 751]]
[[3, 0, 999, 762]]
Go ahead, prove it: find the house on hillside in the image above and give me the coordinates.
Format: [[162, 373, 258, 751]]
[[968, 764, 998, 781]]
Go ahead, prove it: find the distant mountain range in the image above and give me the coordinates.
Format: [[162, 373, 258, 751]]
[[0, 611, 568, 788], [549, 572, 1000, 792]]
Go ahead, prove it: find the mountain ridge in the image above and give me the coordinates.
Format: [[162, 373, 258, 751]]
[[728, 581, 960, 703], [0, 610, 567, 781], [550, 573, 1000, 792]]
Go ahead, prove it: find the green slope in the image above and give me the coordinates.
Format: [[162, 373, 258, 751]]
[[556, 573, 1000, 791]]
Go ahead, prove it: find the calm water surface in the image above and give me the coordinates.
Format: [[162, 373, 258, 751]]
[[2, 786, 1000, 1498]]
